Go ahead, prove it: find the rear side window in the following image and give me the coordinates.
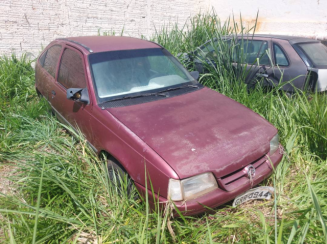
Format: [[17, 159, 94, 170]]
[[273, 44, 289, 66], [58, 48, 86, 89], [39, 51, 47, 67], [296, 42, 327, 68], [43, 45, 62, 78]]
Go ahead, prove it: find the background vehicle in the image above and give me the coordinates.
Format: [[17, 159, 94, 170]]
[[186, 35, 327, 93], [35, 36, 283, 215]]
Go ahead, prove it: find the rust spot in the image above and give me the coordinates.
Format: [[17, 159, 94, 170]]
[[244, 17, 265, 32], [232, 16, 265, 33]]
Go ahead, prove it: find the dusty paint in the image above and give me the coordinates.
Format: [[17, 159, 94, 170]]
[[109, 87, 277, 179]]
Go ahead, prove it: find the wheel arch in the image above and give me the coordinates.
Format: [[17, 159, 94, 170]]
[[98, 149, 129, 174], [305, 69, 318, 92]]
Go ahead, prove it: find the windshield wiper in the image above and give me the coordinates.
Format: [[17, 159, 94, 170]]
[[122, 92, 168, 100], [99, 84, 200, 106], [156, 84, 199, 93], [98, 92, 167, 105]]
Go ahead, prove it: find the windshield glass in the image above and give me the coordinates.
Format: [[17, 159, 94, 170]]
[[196, 39, 230, 59], [296, 42, 327, 68], [197, 40, 218, 57], [89, 48, 194, 102]]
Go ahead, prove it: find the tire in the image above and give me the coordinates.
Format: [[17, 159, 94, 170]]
[[195, 61, 204, 74], [247, 76, 263, 92], [285, 91, 293, 98], [36, 88, 43, 98], [106, 156, 136, 198]]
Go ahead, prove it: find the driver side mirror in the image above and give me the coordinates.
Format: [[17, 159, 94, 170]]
[[190, 71, 199, 80], [67, 88, 90, 104]]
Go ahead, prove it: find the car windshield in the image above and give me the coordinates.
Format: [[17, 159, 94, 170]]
[[296, 42, 327, 68], [197, 40, 219, 56], [89, 48, 194, 102], [196, 39, 230, 58]]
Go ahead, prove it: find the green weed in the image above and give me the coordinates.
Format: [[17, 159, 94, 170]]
[[0, 10, 326, 243]]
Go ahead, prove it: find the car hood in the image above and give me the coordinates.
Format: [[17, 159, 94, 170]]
[[107, 87, 277, 179]]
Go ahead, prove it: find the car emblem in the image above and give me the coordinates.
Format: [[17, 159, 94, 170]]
[[244, 165, 256, 179]]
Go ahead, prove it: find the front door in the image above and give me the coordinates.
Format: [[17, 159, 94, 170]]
[[50, 46, 94, 144], [232, 38, 273, 88]]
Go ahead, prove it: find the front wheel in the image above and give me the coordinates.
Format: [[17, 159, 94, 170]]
[[106, 156, 136, 198]]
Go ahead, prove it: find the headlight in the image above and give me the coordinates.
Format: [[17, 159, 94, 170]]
[[168, 173, 218, 201], [270, 133, 279, 155]]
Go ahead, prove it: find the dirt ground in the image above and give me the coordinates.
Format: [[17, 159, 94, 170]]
[[0, 164, 15, 195], [0, 163, 16, 242]]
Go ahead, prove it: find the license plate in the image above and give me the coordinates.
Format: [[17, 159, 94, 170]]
[[232, 186, 274, 207]]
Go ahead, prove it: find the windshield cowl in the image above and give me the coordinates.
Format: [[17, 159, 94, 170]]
[[98, 82, 202, 107]]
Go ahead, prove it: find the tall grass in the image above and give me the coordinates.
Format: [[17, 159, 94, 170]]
[[0, 54, 35, 102], [1, 11, 327, 243]]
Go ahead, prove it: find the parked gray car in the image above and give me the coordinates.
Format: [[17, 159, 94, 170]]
[[186, 35, 327, 93]]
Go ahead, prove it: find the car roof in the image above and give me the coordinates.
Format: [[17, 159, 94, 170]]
[[223, 34, 319, 44], [249, 34, 320, 44], [57, 36, 161, 53], [199, 34, 320, 49]]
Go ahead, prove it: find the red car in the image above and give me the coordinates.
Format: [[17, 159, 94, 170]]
[[35, 36, 283, 215]]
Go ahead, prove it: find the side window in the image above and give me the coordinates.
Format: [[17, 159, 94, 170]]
[[257, 42, 270, 65], [237, 40, 270, 65], [149, 55, 176, 75], [274, 44, 289, 66], [58, 48, 86, 89], [39, 50, 47, 67], [43, 45, 62, 78], [198, 40, 218, 58]]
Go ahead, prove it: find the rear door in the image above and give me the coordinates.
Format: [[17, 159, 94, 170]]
[[271, 39, 308, 92], [36, 44, 62, 99]]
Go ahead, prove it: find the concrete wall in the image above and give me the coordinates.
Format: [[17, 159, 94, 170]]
[[0, 0, 207, 57], [1, 0, 326, 57], [209, 0, 327, 40]]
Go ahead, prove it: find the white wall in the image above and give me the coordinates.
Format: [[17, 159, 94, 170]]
[[209, 0, 327, 39], [1, 0, 326, 57], [0, 0, 207, 57]]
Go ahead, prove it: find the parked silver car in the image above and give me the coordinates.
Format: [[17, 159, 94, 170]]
[[186, 35, 327, 93]]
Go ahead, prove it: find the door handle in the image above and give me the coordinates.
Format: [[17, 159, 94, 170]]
[[51, 90, 56, 99], [256, 73, 268, 78]]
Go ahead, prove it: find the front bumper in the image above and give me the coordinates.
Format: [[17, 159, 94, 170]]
[[135, 146, 283, 216]]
